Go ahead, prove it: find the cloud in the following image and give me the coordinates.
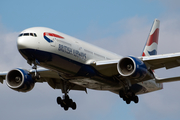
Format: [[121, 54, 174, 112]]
[[81, 16, 150, 57], [158, 0, 180, 11], [0, 23, 30, 71], [132, 82, 180, 120]]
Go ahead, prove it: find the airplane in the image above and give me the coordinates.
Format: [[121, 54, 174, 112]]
[[1, 19, 180, 111]]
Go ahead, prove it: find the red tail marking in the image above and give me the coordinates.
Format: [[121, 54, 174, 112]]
[[146, 28, 159, 46]]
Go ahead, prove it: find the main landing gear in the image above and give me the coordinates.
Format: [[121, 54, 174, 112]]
[[29, 59, 77, 111], [57, 95, 77, 111], [119, 89, 139, 104], [56, 79, 77, 111]]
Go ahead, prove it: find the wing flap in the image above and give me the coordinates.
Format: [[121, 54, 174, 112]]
[[156, 76, 180, 83], [90, 59, 119, 76]]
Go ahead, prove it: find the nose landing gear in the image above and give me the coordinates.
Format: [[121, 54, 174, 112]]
[[28, 59, 41, 80]]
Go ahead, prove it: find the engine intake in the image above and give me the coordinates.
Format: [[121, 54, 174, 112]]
[[117, 56, 148, 80], [6, 68, 35, 92]]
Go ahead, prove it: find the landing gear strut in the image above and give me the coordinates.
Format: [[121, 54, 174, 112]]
[[32, 64, 40, 80], [119, 89, 139, 104], [28, 59, 40, 80]]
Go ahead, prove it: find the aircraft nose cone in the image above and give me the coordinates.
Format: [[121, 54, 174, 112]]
[[17, 36, 39, 50], [17, 37, 27, 50]]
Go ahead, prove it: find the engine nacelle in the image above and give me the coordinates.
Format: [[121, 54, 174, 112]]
[[6, 68, 35, 92], [117, 56, 148, 80]]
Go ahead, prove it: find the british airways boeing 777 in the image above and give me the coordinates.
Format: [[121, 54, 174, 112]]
[[1, 19, 180, 111]]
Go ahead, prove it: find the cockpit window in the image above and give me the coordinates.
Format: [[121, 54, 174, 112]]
[[24, 33, 29, 36], [30, 33, 33, 36], [18, 33, 37, 37], [34, 33, 37, 37], [18, 33, 23, 37]]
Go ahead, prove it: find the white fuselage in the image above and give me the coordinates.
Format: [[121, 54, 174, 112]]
[[17, 27, 163, 95]]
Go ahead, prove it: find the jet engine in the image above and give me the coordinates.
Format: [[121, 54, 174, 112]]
[[6, 68, 35, 92], [117, 56, 149, 80]]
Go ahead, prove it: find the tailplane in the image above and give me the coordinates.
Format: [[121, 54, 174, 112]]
[[142, 19, 160, 56]]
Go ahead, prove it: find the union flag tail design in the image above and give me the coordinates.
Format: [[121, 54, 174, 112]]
[[142, 19, 160, 56]]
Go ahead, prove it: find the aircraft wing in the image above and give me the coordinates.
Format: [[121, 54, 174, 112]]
[[140, 52, 180, 70], [0, 68, 86, 91], [90, 59, 120, 76], [90, 52, 180, 82]]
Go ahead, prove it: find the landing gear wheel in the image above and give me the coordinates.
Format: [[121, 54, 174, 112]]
[[71, 102, 77, 110], [64, 95, 70, 100], [119, 90, 124, 98], [133, 96, 139, 103], [64, 106, 69, 111], [119, 89, 139, 104], [126, 99, 131, 104], [69, 99, 73, 105], [123, 96, 126, 101], [57, 97, 62, 105], [56, 95, 77, 111]]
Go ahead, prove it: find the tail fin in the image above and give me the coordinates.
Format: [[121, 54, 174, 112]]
[[142, 19, 160, 56]]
